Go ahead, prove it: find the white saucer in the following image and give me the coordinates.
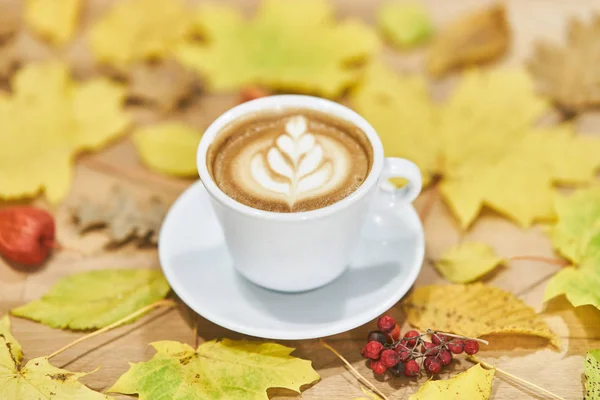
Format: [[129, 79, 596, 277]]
[[158, 181, 424, 340]]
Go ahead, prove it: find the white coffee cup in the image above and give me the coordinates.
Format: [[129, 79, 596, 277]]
[[197, 95, 422, 292]]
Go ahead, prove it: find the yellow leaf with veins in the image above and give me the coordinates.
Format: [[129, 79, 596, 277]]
[[176, 0, 379, 97], [402, 283, 559, 347], [435, 242, 503, 283], [0, 61, 129, 203], [410, 364, 495, 400], [25, 0, 81, 45], [351, 63, 600, 228]]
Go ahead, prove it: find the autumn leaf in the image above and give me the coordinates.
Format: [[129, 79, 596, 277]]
[[585, 349, 600, 400], [133, 122, 201, 177], [351, 63, 600, 228], [0, 61, 129, 203], [89, 0, 193, 67], [0, 315, 111, 399], [176, 0, 379, 97], [25, 0, 81, 46], [0, 0, 21, 39], [402, 283, 559, 347], [108, 339, 320, 400], [428, 3, 510, 76], [378, 1, 433, 48], [410, 364, 494, 400], [11, 269, 170, 330], [544, 188, 600, 309], [528, 15, 600, 113], [435, 243, 503, 283]]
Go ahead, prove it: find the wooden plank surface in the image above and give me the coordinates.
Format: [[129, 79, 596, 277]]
[[2, 0, 600, 399]]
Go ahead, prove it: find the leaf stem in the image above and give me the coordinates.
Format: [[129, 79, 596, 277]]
[[426, 329, 489, 345], [508, 256, 569, 267], [469, 356, 566, 400], [47, 299, 176, 360], [320, 340, 389, 400]]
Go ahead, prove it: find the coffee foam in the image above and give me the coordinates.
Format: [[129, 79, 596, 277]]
[[208, 109, 372, 212]]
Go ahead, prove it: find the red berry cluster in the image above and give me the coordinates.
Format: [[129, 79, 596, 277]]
[[361, 315, 480, 377]]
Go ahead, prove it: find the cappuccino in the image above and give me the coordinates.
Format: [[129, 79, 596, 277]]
[[207, 109, 373, 212]]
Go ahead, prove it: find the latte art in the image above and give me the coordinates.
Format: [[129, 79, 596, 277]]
[[208, 109, 373, 212]]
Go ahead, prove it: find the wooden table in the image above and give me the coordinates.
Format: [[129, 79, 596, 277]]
[[1, 0, 600, 398]]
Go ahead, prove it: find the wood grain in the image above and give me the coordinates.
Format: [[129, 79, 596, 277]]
[[2, 0, 600, 399]]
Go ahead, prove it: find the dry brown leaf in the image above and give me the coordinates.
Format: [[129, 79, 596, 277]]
[[0, 39, 19, 78], [0, 0, 22, 40], [428, 3, 510, 77], [528, 15, 600, 113], [128, 60, 198, 111], [72, 187, 167, 247]]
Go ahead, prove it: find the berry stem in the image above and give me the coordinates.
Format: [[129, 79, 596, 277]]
[[509, 255, 569, 267], [469, 356, 566, 400], [427, 329, 489, 345], [321, 340, 389, 400]]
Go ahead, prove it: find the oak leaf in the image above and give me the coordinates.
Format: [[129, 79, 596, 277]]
[[528, 15, 600, 113], [25, 0, 81, 46], [351, 63, 600, 228], [89, 0, 193, 67], [11, 269, 170, 330], [544, 188, 600, 310], [176, 0, 379, 97], [108, 339, 320, 400], [0, 61, 129, 203], [435, 242, 503, 283], [378, 2, 433, 48], [410, 364, 494, 400], [402, 283, 559, 347], [428, 3, 510, 77], [133, 122, 201, 177], [71, 187, 167, 246], [0, 315, 111, 399], [585, 349, 600, 400]]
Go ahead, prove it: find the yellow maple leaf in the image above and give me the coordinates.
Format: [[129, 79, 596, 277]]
[[133, 122, 201, 177], [410, 364, 495, 400], [351, 62, 600, 228], [435, 242, 504, 283], [402, 283, 559, 347], [109, 339, 320, 400], [89, 0, 193, 67], [25, 0, 81, 45], [176, 0, 379, 97], [428, 3, 510, 77], [544, 187, 600, 309], [0, 61, 129, 203]]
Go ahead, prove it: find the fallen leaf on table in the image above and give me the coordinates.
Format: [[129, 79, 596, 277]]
[[402, 283, 559, 347], [378, 1, 433, 48], [410, 364, 494, 400], [128, 60, 198, 111], [428, 3, 510, 77], [89, 0, 193, 67], [351, 63, 600, 228], [0, 39, 19, 78], [109, 339, 320, 400], [435, 242, 504, 283], [71, 187, 167, 246], [25, 0, 81, 46], [544, 188, 600, 310], [176, 0, 379, 97], [133, 122, 201, 177], [585, 349, 600, 399], [0, 315, 111, 399], [11, 269, 170, 330], [528, 15, 600, 114], [0, 61, 129, 203], [0, 0, 22, 39]]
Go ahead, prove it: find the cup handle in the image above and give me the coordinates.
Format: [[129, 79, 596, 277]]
[[376, 158, 422, 209]]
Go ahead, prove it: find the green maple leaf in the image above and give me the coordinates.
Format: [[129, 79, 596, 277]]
[[109, 339, 320, 400], [545, 188, 600, 309], [585, 349, 600, 400], [12, 269, 170, 330], [176, 0, 379, 97], [0, 315, 111, 399]]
